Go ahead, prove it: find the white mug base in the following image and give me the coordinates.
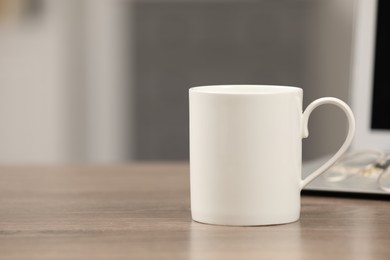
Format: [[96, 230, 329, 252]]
[[192, 214, 300, 226]]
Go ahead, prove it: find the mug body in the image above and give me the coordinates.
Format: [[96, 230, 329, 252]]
[[189, 85, 303, 226]]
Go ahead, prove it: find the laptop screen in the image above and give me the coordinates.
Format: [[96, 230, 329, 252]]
[[371, 0, 390, 130]]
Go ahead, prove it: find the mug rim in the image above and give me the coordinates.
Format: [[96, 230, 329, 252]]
[[189, 85, 302, 95]]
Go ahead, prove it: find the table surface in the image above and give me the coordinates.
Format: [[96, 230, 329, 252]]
[[0, 163, 389, 260]]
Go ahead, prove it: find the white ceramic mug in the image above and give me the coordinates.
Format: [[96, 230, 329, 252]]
[[189, 85, 355, 226]]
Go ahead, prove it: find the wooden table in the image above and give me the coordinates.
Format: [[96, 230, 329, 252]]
[[0, 163, 389, 259]]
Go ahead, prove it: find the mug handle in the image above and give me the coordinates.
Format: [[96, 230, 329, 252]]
[[300, 97, 355, 189]]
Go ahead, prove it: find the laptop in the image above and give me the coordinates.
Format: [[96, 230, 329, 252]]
[[302, 0, 390, 198]]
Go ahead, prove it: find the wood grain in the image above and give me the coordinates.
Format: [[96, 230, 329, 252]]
[[0, 163, 389, 259]]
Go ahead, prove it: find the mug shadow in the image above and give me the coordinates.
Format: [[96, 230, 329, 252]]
[[188, 220, 303, 260]]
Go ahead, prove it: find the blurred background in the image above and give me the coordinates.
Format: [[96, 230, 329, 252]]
[[0, 0, 355, 164]]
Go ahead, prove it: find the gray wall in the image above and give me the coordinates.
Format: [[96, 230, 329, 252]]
[[133, 0, 355, 161], [0, 0, 354, 163], [302, 0, 354, 160]]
